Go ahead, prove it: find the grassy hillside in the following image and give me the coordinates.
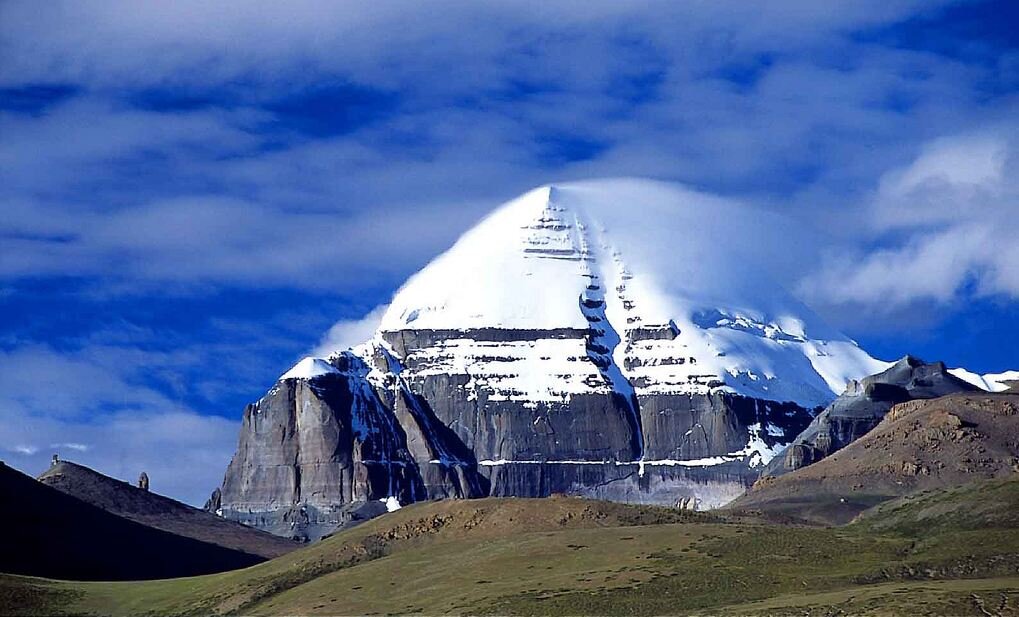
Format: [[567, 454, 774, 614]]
[[4, 483, 1019, 616], [855, 476, 1019, 535]]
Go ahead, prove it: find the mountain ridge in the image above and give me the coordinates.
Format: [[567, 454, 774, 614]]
[[729, 390, 1019, 525], [0, 460, 265, 580], [38, 460, 298, 558]]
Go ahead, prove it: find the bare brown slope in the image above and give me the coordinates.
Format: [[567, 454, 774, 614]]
[[38, 461, 297, 559], [0, 462, 263, 580], [728, 392, 1019, 525]]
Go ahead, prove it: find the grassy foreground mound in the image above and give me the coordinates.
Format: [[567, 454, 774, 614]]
[[3, 483, 1019, 616]]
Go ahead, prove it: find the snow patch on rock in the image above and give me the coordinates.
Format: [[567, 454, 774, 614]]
[[380, 496, 402, 512], [280, 357, 340, 381]]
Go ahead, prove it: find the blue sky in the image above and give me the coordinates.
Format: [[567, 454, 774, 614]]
[[1, 0, 1017, 505]]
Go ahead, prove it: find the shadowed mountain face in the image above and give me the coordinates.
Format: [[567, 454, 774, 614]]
[[38, 461, 298, 559], [729, 391, 1019, 525], [0, 462, 265, 581], [762, 356, 978, 478]]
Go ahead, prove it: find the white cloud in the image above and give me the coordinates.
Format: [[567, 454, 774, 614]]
[[889, 135, 1007, 194], [50, 442, 90, 452], [0, 0, 1008, 306], [800, 125, 1019, 311], [313, 304, 389, 356]]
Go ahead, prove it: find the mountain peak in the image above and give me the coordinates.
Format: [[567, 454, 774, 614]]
[[894, 354, 924, 368], [363, 179, 887, 408], [215, 180, 908, 537], [280, 357, 340, 381]]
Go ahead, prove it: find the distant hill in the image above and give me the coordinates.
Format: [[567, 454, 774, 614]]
[[38, 461, 297, 559], [729, 392, 1019, 525], [0, 462, 264, 581]]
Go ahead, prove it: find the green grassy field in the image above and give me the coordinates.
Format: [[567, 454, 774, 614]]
[[3, 480, 1019, 616]]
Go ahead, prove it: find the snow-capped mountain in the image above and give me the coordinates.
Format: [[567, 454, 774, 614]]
[[949, 368, 1019, 393], [214, 179, 890, 540], [378, 180, 886, 409]]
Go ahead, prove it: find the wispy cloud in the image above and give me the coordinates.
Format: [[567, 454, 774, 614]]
[[50, 443, 90, 452], [0, 2, 955, 90], [801, 124, 1019, 312], [1, 1, 1007, 300], [0, 317, 335, 504], [0, 343, 238, 504], [313, 304, 390, 357]]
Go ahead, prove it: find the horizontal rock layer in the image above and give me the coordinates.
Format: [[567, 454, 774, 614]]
[[217, 333, 813, 540]]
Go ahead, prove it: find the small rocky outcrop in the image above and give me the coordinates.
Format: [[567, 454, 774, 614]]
[[204, 487, 222, 514]]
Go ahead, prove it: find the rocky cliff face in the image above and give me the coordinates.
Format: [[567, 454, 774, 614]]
[[216, 180, 890, 540], [218, 352, 487, 540], [218, 344, 815, 540]]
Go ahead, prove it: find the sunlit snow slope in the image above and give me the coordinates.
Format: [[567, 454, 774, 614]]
[[374, 179, 887, 410]]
